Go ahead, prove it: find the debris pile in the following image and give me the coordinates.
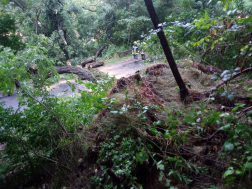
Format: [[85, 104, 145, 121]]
[[75, 61, 252, 189]]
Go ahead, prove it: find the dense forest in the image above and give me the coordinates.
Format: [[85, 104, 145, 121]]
[[1, 0, 252, 188]]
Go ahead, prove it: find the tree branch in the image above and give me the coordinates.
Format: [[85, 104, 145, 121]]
[[14, 79, 70, 138], [11, 0, 26, 11], [82, 1, 101, 12], [35, 9, 41, 34], [213, 66, 252, 90], [82, 6, 96, 12], [57, 22, 67, 45], [57, 0, 64, 6]]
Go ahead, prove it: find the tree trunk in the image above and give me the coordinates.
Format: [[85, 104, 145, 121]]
[[54, 66, 95, 82], [117, 50, 132, 57], [29, 65, 96, 82], [11, 0, 26, 11], [57, 21, 70, 60], [81, 57, 95, 67], [35, 9, 41, 34], [144, 0, 189, 100], [127, 0, 131, 49], [85, 62, 104, 69], [29, 66, 95, 82], [95, 45, 106, 61]]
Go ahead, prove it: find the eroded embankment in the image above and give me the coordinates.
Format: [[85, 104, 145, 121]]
[[75, 62, 252, 189]]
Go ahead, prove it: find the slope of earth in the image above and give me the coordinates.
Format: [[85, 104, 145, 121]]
[[74, 62, 252, 189]]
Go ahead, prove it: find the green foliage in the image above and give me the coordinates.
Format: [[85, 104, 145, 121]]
[[0, 14, 24, 52], [0, 46, 55, 95], [0, 45, 115, 187], [141, 0, 252, 70], [103, 44, 126, 59], [2, 0, 252, 188], [94, 125, 144, 189]]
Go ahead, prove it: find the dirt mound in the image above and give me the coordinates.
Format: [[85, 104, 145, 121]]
[[143, 63, 219, 105], [109, 74, 165, 106], [75, 62, 252, 189], [145, 63, 169, 75]]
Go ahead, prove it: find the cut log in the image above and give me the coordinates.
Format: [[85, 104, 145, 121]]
[[66, 60, 71, 66], [116, 50, 132, 58], [81, 57, 95, 67], [54, 66, 95, 82], [85, 61, 104, 69]]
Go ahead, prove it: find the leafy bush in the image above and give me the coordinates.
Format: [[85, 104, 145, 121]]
[[142, 0, 252, 70], [0, 14, 25, 52], [0, 46, 115, 187], [102, 44, 127, 59]]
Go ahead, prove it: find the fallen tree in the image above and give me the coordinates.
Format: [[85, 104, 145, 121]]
[[116, 50, 132, 57], [81, 57, 94, 67], [85, 61, 104, 69], [29, 65, 96, 82], [54, 66, 96, 82]]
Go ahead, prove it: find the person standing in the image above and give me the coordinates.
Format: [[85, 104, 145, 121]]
[[7, 87, 11, 96], [132, 41, 139, 62], [141, 42, 146, 60]]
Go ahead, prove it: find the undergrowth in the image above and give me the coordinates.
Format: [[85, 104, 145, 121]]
[[103, 54, 133, 66], [80, 72, 252, 189]]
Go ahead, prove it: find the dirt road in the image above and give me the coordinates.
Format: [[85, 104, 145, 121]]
[[0, 79, 89, 111], [0, 58, 145, 111], [98, 59, 144, 78]]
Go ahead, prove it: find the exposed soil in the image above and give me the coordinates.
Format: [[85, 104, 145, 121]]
[[74, 62, 252, 189], [3, 60, 252, 188]]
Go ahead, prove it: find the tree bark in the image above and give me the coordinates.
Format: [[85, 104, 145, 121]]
[[127, 0, 131, 49], [58, 22, 68, 45], [29, 66, 96, 82], [95, 45, 106, 60], [85, 62, 104, 69], [35, 9, 41, 34], [54, 66, 95, 82], [144, 0, 189, 100], [11, 0, 26, 11], [57, 17, 69, 61], [81, 57, 95, 67], [117, 50, 132, 57]]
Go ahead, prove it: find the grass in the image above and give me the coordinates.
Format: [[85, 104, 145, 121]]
[[103, 54, 133, 65]]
